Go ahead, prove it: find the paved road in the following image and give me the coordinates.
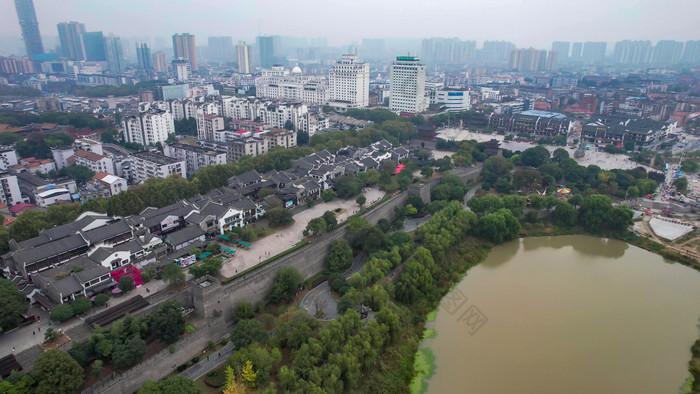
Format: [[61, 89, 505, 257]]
[[300, 253, 367, 320], [180, 342, 235, 381]]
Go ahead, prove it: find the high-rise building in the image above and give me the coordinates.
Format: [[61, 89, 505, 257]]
[[390, 56, 427, 114], [152, 51, 167, 73], [136, 42, 152, 71], [551, 41, 570, 63], [172, 33, 198, 71], [328, 54, 370, 109], [208, 36, 234, 62], [421, 38, 476, 65], [57, 21, 86, 60], [104, 34, 124, 74], [581, 42, 607, 64], [81, 31, 107, 61], [256, 36, 276, 68], [509, 48, 549, 71], [479, 41, 515, 63], [237, 41, 254, 73], [14, 0, 44, 59], [172, 58, 191, 82], [651, 40, 684, 64], [122, 109, 175, 146], [613, 40, 652, 64], [571, 42, 583, 62], [682, 40, 700, 64]]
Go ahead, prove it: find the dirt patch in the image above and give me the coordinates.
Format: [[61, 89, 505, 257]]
[[38, 333, 71, 351]]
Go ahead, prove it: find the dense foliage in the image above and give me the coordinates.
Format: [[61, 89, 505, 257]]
[[0, 278, 29, 332]]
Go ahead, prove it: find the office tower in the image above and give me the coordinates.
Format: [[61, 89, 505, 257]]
[[509, 48, 548, 71], [152, 51, 167, 73], [136, 42, 152, 71], [14, 0, 44, 59], [480, 41, 516, 63], [256, 36, 276, 68], [581, 42, 606, 64], [208, 36, 234, 62], [329, 54, 370, 108], [390, 56, 427, 114], [682, 40, 700, 63], [57, 21, 86, 60], [551, 41, 570, 63], [613, 40, 651, 64], [172, 33, 198, 71], [104, 34, 124, 73], [571, 42, 583, 62], [651, 40, 684, 64], [237, 41, 254, 73], [172, 58, 191, 82], [82, 31, 107, 61]]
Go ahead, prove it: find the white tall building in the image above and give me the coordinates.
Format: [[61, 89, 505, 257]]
[[390, 56, 427, 114], [328, 54, 370, 110], [172, 58, 191, 82], [122, 109, 175, 146], [237, 41, 253, 74], [0, 173, 24, 206]]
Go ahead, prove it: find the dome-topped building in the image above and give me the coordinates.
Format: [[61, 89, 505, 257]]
[[291, 65, 302, 75]]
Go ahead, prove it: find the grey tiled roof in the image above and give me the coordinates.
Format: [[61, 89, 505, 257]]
[[164, 226, 205, 246]]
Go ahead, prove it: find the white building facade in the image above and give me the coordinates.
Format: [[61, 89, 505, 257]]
[[390, 56, 427, 114], [122, 109, 175, 146], [328, 54, 370, 110]]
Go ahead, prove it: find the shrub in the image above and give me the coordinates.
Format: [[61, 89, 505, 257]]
[[91, 360, 103, 378], [118, 275, 135, 292], [71, 297, 92, 315], [185, 325, 196, 333], [169, 344, 175, 353], [93, 293, 109, 306], [233, 300, 255, 321]]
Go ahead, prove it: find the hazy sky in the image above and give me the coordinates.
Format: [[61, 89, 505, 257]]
[[2, 0, 699, 49]]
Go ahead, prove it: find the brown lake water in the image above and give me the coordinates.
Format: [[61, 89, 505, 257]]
[[426, 235, 700, 394]]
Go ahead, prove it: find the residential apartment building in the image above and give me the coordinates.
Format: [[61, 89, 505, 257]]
[[0, 149, 19, 171], [0, 173, 24, 206], [172, 33, 198, 71], [237, 41, 254, 73], [328, 54, 370, 110], [93, 171, 127, 196], [390, 56, 427, 114], [69, 150, 115, 174], [196, 113, 224, 140], [129, 151, 186, 184], [122, 108, 175, 146], [256, 101, 308, 130], [163, 143, 226, 176]]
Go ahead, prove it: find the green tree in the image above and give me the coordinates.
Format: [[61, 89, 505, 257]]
[[303, 217, 327, 237], [476, 208, 521, 243], [50, 303, 74, 322], [484, 155, 513, 175], [229, 344, 282, 387], [230, 319, 268, 349], [334, 176, 364, 198], [118, 275, 135, 293], [520, 146, 550, 167], [189, 257, 223, 278], [326, 239, 353, 272], [355, 195, 366, 207], [552, 148, 570, 163], [162, 263, 186, 287], [60, 165, 95, 183], [0, 278, 28, 331], [673, 177, 688, 193], [91, 359, 104, 378], [322, 210, 337, 230], [680, 160, 699, 173], [71, 297, 92, 315], [322, 189, 335, 202], [578, 194, 613, 232], [420, 166, 434, 177], [147, 301, 185, 343], [233, 300, 255, 321], [43, 327, 60, 342], [553, 201, 577, 227], [265, 207, 294, 227], [32, 349, 84, 394], [112, 335, 147, 368], [268, 267, 302, 303]]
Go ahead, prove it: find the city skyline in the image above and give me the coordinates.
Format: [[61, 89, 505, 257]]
[[1, 0, 699, 53]]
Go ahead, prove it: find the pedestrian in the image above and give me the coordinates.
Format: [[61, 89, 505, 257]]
[[38, 326, 40, 332], [207, 356, 210, 361], [12, 347, 15, 353], [218, 352, 220, 357], [33, 330, 35, 336]]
